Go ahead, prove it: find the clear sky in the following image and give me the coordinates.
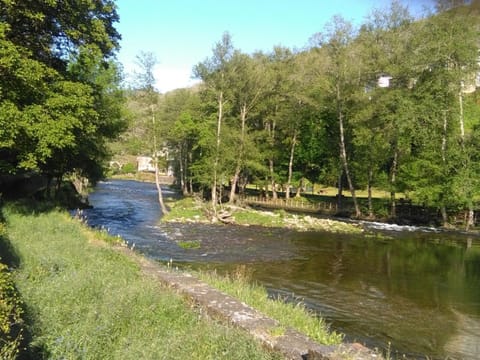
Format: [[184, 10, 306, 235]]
[[115, 0, 434, 93]]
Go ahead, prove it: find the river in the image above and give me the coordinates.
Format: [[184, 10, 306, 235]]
[[82, 180, 480, 359]]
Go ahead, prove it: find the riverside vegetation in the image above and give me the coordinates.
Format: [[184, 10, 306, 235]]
[[0, 202, 341, 359], [162, 196, 363, 234]]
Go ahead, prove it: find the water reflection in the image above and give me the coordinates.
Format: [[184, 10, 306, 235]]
[[84, 180, 480, 360]]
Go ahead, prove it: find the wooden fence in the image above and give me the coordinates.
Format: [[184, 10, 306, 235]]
[[240, 195, 340, 214], [239, 195, 479, 227]]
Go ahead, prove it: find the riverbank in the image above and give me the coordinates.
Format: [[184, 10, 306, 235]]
[[162, 197, 364, 234], [0, 203, 362, 359], [0, 203, 280, 359]]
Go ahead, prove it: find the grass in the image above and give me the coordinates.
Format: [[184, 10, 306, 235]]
[[162, 197, 208, 223], [232, 209, 285, 227], [196, 265, 343, 346], [177, 240, 201, 249], [1, 204, 280, 360]]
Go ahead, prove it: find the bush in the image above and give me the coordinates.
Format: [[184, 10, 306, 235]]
[[121, 162, 137, 174], [0, 262, 24, 360]]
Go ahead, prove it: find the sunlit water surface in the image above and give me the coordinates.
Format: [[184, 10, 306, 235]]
[[83, 180, 480, 359]]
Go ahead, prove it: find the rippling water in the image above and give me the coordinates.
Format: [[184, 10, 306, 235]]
[[83, 180, 480, 360]]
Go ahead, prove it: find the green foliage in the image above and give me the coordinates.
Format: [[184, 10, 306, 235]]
[[121, 162, 137, 174], [177, 240, 201, 249], [162, 197, 207, 222], [0, 0, 125, 188], [232, 210, 284, 227]]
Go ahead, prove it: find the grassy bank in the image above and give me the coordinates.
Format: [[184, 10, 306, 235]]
[[1, 204, 279, 359], [196, 266, 343, 345]]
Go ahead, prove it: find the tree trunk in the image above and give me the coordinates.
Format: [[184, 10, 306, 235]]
[[459, 91, 465, 143], [45, 176, 53, 199], [152, 106, 168, 214], [229, 170, 240, 203], [178, 146, 187, 196], [269, 159, 277, 199], [187, 152, 193, 194], [466, 208, 474, 231], [390, 147, 398, 218], [295, 178, 304, 198], [441, 110, 449, 227], [367, 166, 373, 218], [54, 174, 63, 199], [338, 108, 361, 217], [336, 170, 343, 211], [458, 90, 474, 232], [266, 118, 277, 200], [285, 130, 297, 200], [441, 206, 448, 226], [212, 91, 224, 211], [154, 159, 168, 214], [229, 103, 247, 203]]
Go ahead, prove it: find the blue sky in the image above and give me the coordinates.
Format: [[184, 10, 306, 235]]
[[115, 0, 434, 92]]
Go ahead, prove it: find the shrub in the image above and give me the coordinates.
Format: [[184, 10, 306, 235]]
[[121, 162, 137, 174], [0, 262, 24, 360]]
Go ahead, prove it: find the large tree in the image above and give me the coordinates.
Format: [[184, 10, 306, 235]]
[[355, 0, 417, 218], [312, 16, 363, 217], [193, 32, 235, 211], [227, 51, 269, 203], [161, 88, 202, 195], [0, 0, 125, 194]]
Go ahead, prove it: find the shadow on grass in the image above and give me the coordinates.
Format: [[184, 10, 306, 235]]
[[0, 207, 20, 268], [0, 205, 50, 360], [17, 304, 51, 360]]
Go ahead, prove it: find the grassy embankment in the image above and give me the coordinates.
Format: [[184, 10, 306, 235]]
[[0, 203, 281, 359], [196, 268, 343, 345], [0, 202, 342, 359]]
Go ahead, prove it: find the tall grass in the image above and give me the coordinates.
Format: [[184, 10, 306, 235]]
[[3, 205, 279, 359], [197, 265, 343, 346]]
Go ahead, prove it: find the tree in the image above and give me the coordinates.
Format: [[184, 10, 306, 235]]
[[313, 16, 362, 217], [134, 51, 168, 214], [355, 0, 417, 218], [193, 32, 235, 212], [161, 88, 202, 195], [227, 51, 269, 203], [0, 0, 125, 196], [408, 2, 480, 227], [256, 47, 296, 200]]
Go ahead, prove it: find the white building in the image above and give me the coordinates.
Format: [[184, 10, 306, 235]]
[[378, 75, 393, 88], [136, 156, 155, 172]]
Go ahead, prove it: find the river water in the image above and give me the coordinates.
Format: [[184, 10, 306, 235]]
[[82, 180, 480, 359]]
